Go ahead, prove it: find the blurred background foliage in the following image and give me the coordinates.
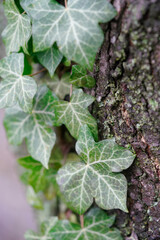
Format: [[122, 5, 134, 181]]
[[0, 2, 78, 239]]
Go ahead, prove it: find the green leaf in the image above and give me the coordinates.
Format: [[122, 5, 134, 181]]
[[20, 171, 30, 185], [53, 89, 98, 140], [25, 208, 122, 240], [2, 0, 31, 55], [27, 186, 43, 210], [36, 44, 63, 77], [0, 53, 37, 112], [70, 65, 95, 88], [25, 217, 58, 240], [43, 73, 71, 99], [63, 58, 71, 67], [57, 125, 135, 214], [21, 0, 117, 68], [18, 156, 57, 192], [4, 85, 57, 168]]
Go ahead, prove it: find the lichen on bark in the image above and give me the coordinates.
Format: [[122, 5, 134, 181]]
[[93, 0, 160, 239]]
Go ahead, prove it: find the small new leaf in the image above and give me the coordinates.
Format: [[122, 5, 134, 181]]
[[4, 85, 57, 168], [70, 65, 95, 88], [36, 44, 63, 77], [21, 0, 117, 68], [57, 125, 135, 214], [53, 89, 98, 140], [2, 0, 31, 55], [18, 156, 57, 192], [25, 208, 122, 240], [0, 53, 37, 112]]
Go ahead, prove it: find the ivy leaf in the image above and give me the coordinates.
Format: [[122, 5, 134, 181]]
[[21, 0, 117, 69], [25, 208, 122, 240], [25, 217, 58, 240], [18, 156, 57, 192], [57, 125, 135, 214], [0, 53, 37, 112], [70, 65, 95, 88], [36, 44, 63, 77], [2, 0, 31, 55], [43, 73, 71, 99], [4, 85, 57, 168], [53, 89, 98, 140], [27, 186, 43, 210]]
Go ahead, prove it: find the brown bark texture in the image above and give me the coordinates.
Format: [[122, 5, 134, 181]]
[[92, 0, 160, 239]]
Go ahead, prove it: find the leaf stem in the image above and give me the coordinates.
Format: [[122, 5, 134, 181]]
[[29, 68, 46, 77], [22, 11, 26, 15], [70, 84, 73, 101], [65, 0, 67, 8], [80, 215, 84, 229]]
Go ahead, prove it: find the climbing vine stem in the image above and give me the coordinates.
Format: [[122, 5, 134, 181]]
[[65, 0, 67, 8], [80, 215, 84, 229], [70, 84, 73, 100], [29, 68, 46, 77]]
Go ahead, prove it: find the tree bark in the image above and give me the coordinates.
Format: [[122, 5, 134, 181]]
[[93, 0, 160, 239]]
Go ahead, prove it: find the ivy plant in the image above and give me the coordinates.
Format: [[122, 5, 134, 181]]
[[4, 85, 57, 168], [18, 156, 58, 193], [0, 0, 136, 239], [25, 208, 122, 240], [57, 125, 134, 214], [21, 0, 117, 68], [70, 65, 96, 88], [2, 0, 31, 54], [53, 89, 98, 140], [0, 53, 37, 112], [36, 44, 63, 77]]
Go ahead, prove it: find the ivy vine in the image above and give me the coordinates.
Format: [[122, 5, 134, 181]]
[[1, 0, 136, 239]]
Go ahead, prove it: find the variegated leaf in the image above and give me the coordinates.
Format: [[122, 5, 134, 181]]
[[37, 44, 63, 77], [53, 89, 98, 140], [21, 0, 116, 68], [57, 125, 135, 214], [0, 53, 37, 112], [2, 0, 31, 55], [25, 208, 122, 240], [4, 85, 57, 168], [70, 65, 95, 88]]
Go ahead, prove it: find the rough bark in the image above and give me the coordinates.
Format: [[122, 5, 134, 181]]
[[93, 0, 160, 239]]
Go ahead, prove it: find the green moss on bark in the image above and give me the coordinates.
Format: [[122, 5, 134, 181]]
[[94, 0, 160, 239]]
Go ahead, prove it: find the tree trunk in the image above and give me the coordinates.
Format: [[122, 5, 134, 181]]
[[93, 0, 160, 239]]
